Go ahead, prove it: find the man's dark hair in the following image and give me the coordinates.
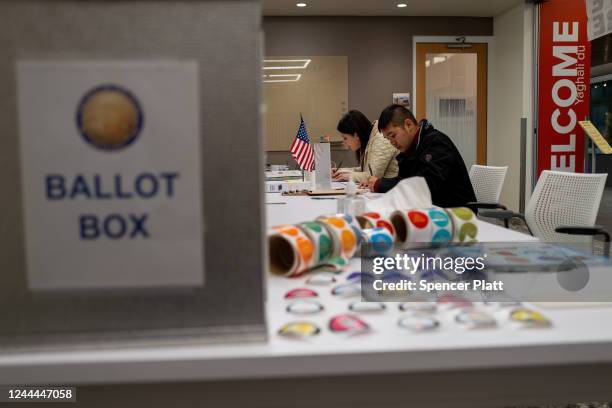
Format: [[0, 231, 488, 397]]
[[337, 110, 373, 164], [377, 104, 418, 132]]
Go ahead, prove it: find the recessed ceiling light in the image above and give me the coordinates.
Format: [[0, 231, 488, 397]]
[[397, 3, 407, 8], [296, 2, 307, 7]]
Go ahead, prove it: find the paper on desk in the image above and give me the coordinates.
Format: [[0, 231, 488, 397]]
[[365, 177, 432, 215]]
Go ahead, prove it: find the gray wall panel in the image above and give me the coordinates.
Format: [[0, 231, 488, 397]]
[[0, 0, 266, 347]]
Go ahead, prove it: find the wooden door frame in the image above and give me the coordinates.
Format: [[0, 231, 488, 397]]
[[412, 36, 494, 165]]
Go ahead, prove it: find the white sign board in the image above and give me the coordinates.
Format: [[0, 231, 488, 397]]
[[587, 0, 612, 40], [16, 61, 204, 290]]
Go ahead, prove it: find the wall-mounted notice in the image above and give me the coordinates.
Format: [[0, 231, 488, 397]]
[[17, 61, 204, 290], [537, 0, 590, 175]]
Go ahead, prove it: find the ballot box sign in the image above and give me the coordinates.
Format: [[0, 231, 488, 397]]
[[16, 61, 204, 290]]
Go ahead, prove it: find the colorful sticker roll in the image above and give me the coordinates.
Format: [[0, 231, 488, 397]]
[[316, 216, 358, 259], [426, 207, 453, 244], [360, 227, 394, 257], [445, 207, 478, 243], [319, 214, 363, 252], [389, 209, 432, 248], [268, 225, 315, 277], [356, 212, 397, 242], [298, 221, 334, 263]]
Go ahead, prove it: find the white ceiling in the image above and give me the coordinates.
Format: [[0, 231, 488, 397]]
[[263, 0, 524, 17]]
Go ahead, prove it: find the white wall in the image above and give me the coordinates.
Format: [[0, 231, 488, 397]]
[[490, 2, 534, 211]]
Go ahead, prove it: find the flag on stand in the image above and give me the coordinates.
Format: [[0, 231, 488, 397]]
[[290, 115, 315, 171]]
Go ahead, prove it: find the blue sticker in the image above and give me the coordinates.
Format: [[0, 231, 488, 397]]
[[429, 209, 449, 227], [432, 229, 452, 243]]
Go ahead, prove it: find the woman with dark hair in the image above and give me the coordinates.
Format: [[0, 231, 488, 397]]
[[332, 110, 398, 183]]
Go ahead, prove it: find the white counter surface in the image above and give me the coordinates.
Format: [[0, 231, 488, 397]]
[[1, 192, 611, 385]]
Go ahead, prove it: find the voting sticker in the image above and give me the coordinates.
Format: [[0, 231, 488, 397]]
[[398, 315, 440, 332], [286, 300, 325, 315], [331, 283, 361, 298], [285, 288, 318, 299], [455, 309, 497, 329], [329, 315, 370, 335], [348, 301, 386, 313], [306, 273, 337, 286], [509, 308, 552, 328], [278, 322, 321, 339], [398, 302, 437, 313]]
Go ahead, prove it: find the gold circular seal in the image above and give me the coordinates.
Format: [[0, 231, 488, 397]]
[[77, 85, 143, 150]]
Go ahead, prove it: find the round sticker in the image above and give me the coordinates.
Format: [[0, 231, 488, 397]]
[[408, 211, 429, 229], [284, 288, 318, 299], [348, 301, 386, 313], [398, 302, 437, 313], [329, 314, 370, 334], [331, 283, 361, 298], [398, 315, 440, 332], [510, 308, 551, 327], [455, 309, 497, 329], [278, 321, 321, 338], [306, 273, 337, 286], [286, 300, 325, 315]]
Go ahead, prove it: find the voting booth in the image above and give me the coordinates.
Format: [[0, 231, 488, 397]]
[[0, 0, 266, 348]]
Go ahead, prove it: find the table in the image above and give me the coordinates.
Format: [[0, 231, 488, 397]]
[[1, 193, 612, 407]]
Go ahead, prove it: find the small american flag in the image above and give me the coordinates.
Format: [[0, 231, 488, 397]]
[[290, 116, 315, 171]]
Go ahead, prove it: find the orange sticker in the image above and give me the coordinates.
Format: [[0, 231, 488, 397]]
[[363, 212, 381, 219], [296, 236, 314, 263], [327, 217, 346, 228], [341, 230, 356, 253], [276, 226, 299, 236]]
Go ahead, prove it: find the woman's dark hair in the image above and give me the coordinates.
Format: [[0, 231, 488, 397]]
[[336, 110, 373, 165]]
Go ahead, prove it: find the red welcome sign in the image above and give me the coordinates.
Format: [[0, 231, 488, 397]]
[[537, 0, 590, 175]]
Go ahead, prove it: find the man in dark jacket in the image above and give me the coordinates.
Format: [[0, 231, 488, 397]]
[[363, 104, 476, 208]]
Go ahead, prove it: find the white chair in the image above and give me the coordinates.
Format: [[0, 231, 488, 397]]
[[469, 164, 508, 205], [481, 170, 609, 255]]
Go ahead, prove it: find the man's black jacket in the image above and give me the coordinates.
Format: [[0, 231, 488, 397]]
[[376, 120, 477, 208]]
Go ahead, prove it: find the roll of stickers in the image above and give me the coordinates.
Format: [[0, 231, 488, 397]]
[[445, 207, 478, 243], [389, 209, 432, 248], [425, 206, 453, 244], [356, 211, 397, 242], [298, 221, 334, 264], [268, 225, 315, 277], [361, 227, 394, 257], [319, 214, 362, 252], [316, 216, 358, 259]]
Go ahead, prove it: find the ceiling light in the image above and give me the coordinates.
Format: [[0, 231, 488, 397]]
[[263, 59, 311, 70], [296, 2, 307, 7], [397, 3, 407, 8], [262, 73, 302, 83]]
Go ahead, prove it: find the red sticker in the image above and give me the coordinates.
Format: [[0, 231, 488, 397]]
[[408, 211, 429, 229], [329, 314, 369, 334], [363, 212, 381, 219], [376, 220, 395, 235], [285, 288, 318, 299]]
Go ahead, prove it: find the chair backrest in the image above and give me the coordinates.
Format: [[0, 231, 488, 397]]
[[525, 170, 607, 243], [469, 165, 508, 203]]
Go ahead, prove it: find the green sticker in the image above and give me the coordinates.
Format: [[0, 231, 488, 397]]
[[452, 207, 474, 221], [459, 222, 478, 242], [318, 235, 332, 261], [303, 222, 322, 233]]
